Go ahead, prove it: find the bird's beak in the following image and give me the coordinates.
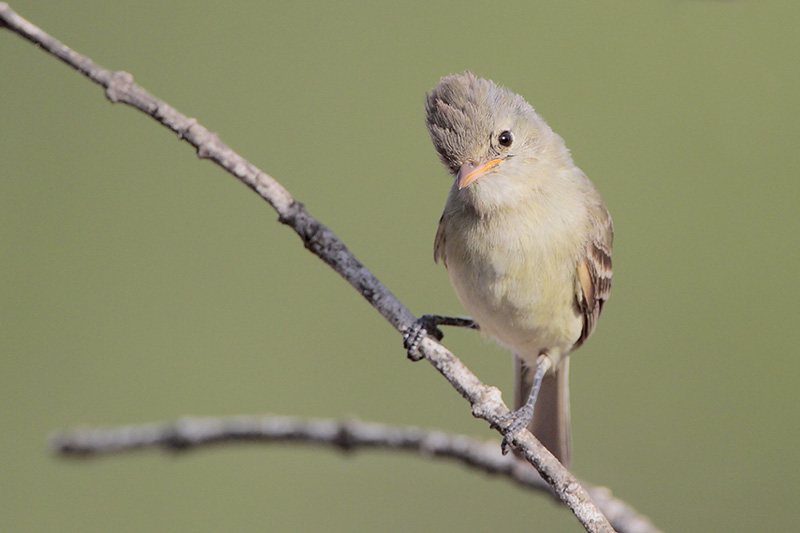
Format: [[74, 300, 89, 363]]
[[457, 158, 502, 189]]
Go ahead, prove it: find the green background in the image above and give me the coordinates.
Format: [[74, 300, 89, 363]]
[[2, 1, 798, 531]]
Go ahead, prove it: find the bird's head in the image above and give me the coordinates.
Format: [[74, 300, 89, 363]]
[[426, 72, 568, 206]]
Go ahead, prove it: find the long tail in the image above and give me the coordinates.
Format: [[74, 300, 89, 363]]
[[513, 354, 571, 466]]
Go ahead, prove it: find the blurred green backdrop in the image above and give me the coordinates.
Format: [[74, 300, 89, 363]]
[[2, 1, 798, 531]]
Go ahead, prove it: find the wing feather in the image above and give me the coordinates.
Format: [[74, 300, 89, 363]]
[[575, 206, 613, 347], [433, 213, 447, 266]]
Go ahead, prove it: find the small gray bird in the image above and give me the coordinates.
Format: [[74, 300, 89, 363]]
[[414, 72, 613, 466]]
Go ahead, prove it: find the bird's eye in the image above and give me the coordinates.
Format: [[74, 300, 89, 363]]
[[498, 130, 513, 147]]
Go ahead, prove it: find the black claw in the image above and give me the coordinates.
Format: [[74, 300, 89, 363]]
[[501, 437, 512, 455]]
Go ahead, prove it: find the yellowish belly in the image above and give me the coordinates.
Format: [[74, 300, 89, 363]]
[[443, 214, 583, 363]]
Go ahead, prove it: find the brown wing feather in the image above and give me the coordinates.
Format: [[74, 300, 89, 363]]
[[575, 206, 613, 347], [433, 213, 447, 266]]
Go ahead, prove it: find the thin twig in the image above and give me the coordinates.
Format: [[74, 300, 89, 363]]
[[52, 416, 660, 533], [1, 4, 646, 532]]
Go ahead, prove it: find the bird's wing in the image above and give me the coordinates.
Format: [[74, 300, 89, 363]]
[[575, 205, 613, 347], [433, 213, 447, 266]]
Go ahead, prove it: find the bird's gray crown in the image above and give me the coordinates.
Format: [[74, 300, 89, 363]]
[[425, 72, 541, 174]]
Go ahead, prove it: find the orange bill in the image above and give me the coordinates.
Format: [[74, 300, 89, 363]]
[[457, 158, 502, 189]]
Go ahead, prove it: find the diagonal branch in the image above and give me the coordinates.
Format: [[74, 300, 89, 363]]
[[1, 4, 648, 532], [52, 415, 661, 533]]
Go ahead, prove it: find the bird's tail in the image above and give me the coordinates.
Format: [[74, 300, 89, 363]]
[[513, 354, 571, 467]]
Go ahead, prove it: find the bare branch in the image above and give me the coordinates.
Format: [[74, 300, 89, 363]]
[[1, 5, 649, 532], [52, 416, 661, 533]]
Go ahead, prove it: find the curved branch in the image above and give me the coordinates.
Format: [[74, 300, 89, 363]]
[[52, 416, 660, 533], [1, 5, 648, 532]]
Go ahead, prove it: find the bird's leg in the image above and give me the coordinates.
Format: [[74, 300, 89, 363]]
[[403, 314, 479, 361], [498, 353, 552, 455]]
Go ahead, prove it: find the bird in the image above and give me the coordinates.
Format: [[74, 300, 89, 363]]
[[409, 72, 613, 466]]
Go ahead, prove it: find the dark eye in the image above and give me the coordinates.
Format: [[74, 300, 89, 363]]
[[498, 130, 513, 147]]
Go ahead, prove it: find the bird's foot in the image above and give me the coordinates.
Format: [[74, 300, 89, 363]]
[[402, 315, 444, 361], [403, 315, 477, 361], [496, 353, 550, 454], [496, 404, 535, 455]]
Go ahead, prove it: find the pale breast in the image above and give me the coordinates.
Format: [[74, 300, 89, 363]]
[[442, 200, 585, 362]]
